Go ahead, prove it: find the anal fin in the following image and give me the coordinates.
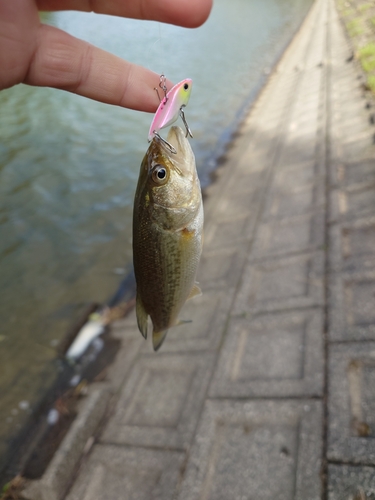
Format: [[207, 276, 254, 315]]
[[187, 283, 202, 300], [136, 293, 148, 339]]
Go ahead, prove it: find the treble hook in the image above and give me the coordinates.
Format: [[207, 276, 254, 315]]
[[159, 74, 168, 95], [154, 74, 168, 103], [179, 107, 193, 138], [153, 131, 177, 154]]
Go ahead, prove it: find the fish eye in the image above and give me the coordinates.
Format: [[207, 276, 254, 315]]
[[157, 168, 166, 179], [152, 165, 168, 184], [184, 83, 189, 91]]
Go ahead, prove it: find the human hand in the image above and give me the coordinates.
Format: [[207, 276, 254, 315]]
[[0, 0, 212, 112]]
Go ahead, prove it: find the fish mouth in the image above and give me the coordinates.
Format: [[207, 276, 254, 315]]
[[166, 126, 195, 171]]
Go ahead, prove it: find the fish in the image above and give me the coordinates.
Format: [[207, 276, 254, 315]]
[[133, 126, 203, 351], [148, 79, 193, 142]]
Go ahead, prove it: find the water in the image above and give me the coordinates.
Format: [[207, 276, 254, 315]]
[[0, 0, 312, 472]]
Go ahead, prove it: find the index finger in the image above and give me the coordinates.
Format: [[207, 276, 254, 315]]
[[37, 0, 213, 28], [25, 24, 173, 112]]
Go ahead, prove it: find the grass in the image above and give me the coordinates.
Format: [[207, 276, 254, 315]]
[[342, 8, 356, 17], [367, 74, 375, 92], [358, 2, 373, 12], [361, 56, 375, 72], [335, 0, 375, 97], [358, 42, 375, 72], [358, 44, 375, 93], [361, 57, 375, 73], [359, 42, 375, 57], [346, 18, 364, 36]]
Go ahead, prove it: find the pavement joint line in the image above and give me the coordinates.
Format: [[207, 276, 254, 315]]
[[328, 459, 375, 468], [329, 339, 375, 344], [321, 0, 333, 497], [96, 440, 187, 453], [206, 395, 324, 401]]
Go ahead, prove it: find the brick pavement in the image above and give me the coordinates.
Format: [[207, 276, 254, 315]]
[[23, 0, 375, 497]]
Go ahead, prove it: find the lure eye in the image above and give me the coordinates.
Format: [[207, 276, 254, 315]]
[[152, 164, 169, 184], [184, 83, 189, 91]]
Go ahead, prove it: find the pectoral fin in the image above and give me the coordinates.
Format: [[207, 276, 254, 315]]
[[187, 283, 202, 300], [177, 319, 192, 325], [136, 293, 148, 339]]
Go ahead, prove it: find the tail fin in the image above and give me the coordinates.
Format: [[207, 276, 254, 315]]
[[152, 329, 168, 351], [152, 319, 192, 351], [136, 293, 148, 339]]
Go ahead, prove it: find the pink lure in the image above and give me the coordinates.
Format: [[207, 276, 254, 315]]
[[148, 78, 193, 142]]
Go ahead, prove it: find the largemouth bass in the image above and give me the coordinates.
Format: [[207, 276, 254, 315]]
[[133, 126, 203, 351]]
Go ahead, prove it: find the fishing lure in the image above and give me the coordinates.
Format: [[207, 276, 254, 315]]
[[148, 76, 193, 152]]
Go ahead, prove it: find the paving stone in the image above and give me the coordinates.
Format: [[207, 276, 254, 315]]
[[237, 144, 273, 177], [330, 216, 375, 274], [288, 129, 317, 145], [202, 133, 280, 233], [328, 465, 375, 500], [264, 182, 324, 219], [252, 211, 325, 258], [270, 156, 324, 190], [209, 184, 258, 221], [328, 343, 375, 464], [66, 444, 184, 500], [332, 115, 369, 133], [210, 309, 323, 398], [234, 251, 324, 315], [332, 114, 372, 141], [202, 151, 257, 219], [177, 400, 322, 500], [23, 384, 112, 500], [340, 137, 375, 164], [202, 137, 273, 224], [276, 144, 317, 169], [204, 213, 252, 249], [141, 288, 232, 353], [198, 244, 248, 291], [341, 128, 374, 145], [101, 353, 214, 449], [329, 270, 375, 341], [331, 183, 375, 222], [338, 158, 375, 187], [272, 160, 318, 187], [332, 120, 375, 163], [106, 320, 143, 392]]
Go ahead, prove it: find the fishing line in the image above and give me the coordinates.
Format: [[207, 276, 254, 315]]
[[150, 21, 165, 74]]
